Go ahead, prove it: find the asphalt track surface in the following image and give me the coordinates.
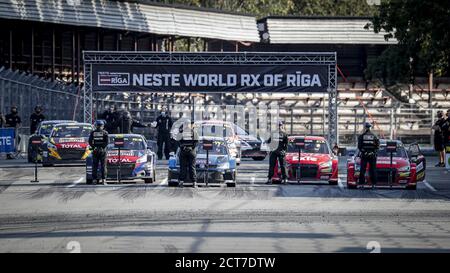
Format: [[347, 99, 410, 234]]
[[0, 156, 449, 253]]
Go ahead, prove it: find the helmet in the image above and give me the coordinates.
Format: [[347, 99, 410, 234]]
[[35, 105, 43, 112], [364, 122, 372, 129], [278, 121, 284, 127], [95, 120, 105, 127]]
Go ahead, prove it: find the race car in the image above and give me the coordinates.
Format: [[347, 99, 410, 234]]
[[347, 140, 425, 190], [193, 120, 242, 165], [86, 134, 156, 184], [41, 123, 93, 166], [234, 124, 269, 161], [27, 120, 75, 162], [168, 137, 237, 187], [271, 136, 338, 185]]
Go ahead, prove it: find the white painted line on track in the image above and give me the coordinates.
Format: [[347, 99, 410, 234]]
[[67, 177, 83, 188], [338, 174, 346, 189], [423, 180, 437, 192], [155, 178, 168, 189]]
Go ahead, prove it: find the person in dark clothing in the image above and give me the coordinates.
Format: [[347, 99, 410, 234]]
[[118, 111, 147, 134], [178, 122, 199, 187], [432, 111, 446, 167], [101, 105, 120, 134], [0, 111, 5, 128], [5, 106, 22, 159], [443, 109, 450, 147], [357, 122, 380, 189], [155, 108, 173, 160], [266, 121, 289, 184], [88, 120, 109, 184], [29, 105, 45, 134]]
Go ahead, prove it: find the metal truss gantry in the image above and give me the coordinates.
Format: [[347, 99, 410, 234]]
[[83, 51, 338, 144]]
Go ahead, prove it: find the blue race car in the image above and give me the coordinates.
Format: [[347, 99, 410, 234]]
[[168, 137, 237, 187], [86, 134, 156, 184]]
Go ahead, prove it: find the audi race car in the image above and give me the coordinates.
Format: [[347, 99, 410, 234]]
[[234, 124, 269, 161], [41, 123, 93, 166], [271, 136, 338, 185], [168, 137, 237, 187], [86, 134, 156, 184], [27, 120, 75, 162], [347, 140, 426, 190]]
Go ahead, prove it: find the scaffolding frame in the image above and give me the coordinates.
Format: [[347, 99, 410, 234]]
[[83, 51, 338, 144]]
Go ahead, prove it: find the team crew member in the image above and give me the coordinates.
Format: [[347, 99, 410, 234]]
[[0, 111, 5, 127], [88, 120, 109, 184], [101, 105, 120, 134], [266, 121, 289, 184], [155, 107, 173, 160], [118, 111, 148, 134], [5, 106, 22, 159], [443, 109, 450, 147], [357, 122, 380, 189], [178, 122, 199, 187], [432, 111, 446, 167], [29, 105, 45, 134]]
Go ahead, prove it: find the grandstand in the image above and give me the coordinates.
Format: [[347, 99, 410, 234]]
[[0, 0, 449, 145]]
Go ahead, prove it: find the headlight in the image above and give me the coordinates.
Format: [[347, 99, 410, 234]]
[[216, 156, 230, 169], [136, 156, 147, 164], [320, 161, 332, 168], [398, 165, 410, 172], [260, 142, 269, 151]]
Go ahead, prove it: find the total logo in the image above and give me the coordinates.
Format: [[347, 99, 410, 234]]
[[60, 144, 83, 149], [108, 158, 133, 164]]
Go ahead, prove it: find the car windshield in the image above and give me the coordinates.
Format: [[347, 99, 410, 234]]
[[51, 124, 92, 138], [39, 123, 56, 136], [376, 144, 408, 158], [233, 125, 248, 136], [287, 139, 330, 154], [196, 140, 228, 155], [196, 124, 234, 138], [108, 136, 145, 150]]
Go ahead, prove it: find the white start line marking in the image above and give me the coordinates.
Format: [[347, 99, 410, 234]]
[[422, 180, 437, 192], [67, 177, 83, 188]]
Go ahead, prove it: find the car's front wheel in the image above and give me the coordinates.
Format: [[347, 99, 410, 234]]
[[144, 178, 153, 184], [328, 180, 338, 185], [252, 156, 266, 161], [406, 184, 417, 190]]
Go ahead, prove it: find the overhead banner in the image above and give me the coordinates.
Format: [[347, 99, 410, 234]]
[[92, 64, 329, 93]]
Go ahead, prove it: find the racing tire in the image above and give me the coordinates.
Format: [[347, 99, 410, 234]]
[[168, 181, 179, 187], [347, 183, 357, 189], [42, 163, 53, 167], [144, 178, 153, 184], [328, 180, 338, 186], [226, 182, 236, 188], [406, 184, 417, 190], [252, 157, 266, 161], [86, 178, 93, 185]]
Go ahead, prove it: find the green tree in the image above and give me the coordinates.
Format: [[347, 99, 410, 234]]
[[366, 0, 450, 93]]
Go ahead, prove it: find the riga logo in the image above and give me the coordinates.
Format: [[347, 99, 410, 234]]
[[98, 72, 130, 86]]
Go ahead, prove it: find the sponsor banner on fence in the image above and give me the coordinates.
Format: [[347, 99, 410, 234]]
[[0, 128, 15, 153], [92, 64, 329, 93]]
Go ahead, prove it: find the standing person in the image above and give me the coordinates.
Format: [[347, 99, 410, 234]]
[[118, 110, 147, 134], [266, 121, 289, 184], [178, 122, 198, 187], [357, 122, 380, 189], [29, 105, 45, 134], [103, 105, 120, 134], [0, 111, 5, 128], [432, 110, 446, 167], [155, 107, 173, 160], [88, 120, 109, 185], [443, 109, 450, 147], [5, 106, 22, 159]]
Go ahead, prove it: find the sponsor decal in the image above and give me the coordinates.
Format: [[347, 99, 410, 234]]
[[98, 72, 130, 86], [416, 162, 424, 172], [59, 138, 85, 143]]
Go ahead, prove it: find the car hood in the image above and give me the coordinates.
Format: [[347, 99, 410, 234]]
[[51, 137, 89, 149], [285, 153, 332, 164], [106, 150, 145, 163], [354, 157, 410, 168]]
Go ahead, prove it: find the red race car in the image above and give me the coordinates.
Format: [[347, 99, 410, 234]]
[[271, 136, 338, 185], [347, 140, 426, 190]]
